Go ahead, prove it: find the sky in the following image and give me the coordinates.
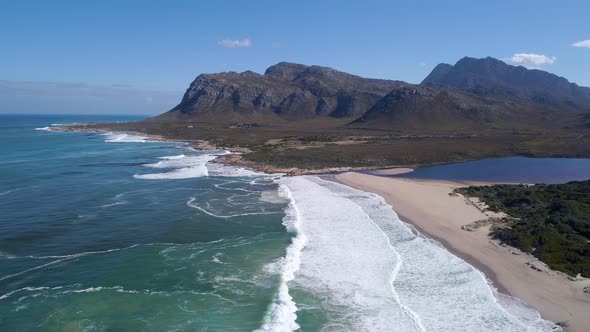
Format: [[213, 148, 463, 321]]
[[1, 0, 589, 114]]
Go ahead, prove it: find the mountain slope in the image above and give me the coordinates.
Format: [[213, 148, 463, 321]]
[[151, 58, 590, 134], [350, 84, 538, 131], [422, 57, 590, 106], [421, 63, 453, 85], [156, 62, 402, 123]]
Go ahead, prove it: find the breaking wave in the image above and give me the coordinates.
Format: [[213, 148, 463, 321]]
[[133, 153, 275, 180], [103, 132, 149, 143], [255, 183, 306, 332], [263, 176, 559, 332]]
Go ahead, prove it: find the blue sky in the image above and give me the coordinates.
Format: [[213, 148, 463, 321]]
[[1, 0, 589, 114]]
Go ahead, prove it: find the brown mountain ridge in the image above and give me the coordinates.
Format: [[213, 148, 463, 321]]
[[153, 57, 590, 134], [81, 56, 590, 171]]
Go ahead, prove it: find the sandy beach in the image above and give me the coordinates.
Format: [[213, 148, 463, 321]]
[[336, 171, 590, 332]]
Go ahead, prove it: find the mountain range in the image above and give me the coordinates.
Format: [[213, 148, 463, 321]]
[[152, 57, 590, 132], [422, 57, 590, 105]]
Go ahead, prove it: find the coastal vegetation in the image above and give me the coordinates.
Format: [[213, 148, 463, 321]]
[[75, 119, 590, 171], [456, 181, 590, 277]]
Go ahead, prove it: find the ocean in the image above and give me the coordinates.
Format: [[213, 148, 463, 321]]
[[0, 115, 560, 331]]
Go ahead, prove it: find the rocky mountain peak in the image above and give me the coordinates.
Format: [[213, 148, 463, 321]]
[[264, 62, 309, 81], [422, 56, 590, 105]]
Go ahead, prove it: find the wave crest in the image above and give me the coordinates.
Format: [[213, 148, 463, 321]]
[[103, 132, 149, 143], [255, 182, 306, 332]]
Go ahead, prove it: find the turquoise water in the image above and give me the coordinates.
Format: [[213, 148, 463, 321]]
[[0, 115, 291, 331]]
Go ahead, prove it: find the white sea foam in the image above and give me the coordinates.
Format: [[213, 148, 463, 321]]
[[270, 176, 559, 332], [0, 243, 187, 285], [255, 183, 306, 332], [134, 155, 217, 180], [159, 154, 186, 160], [0, 286, 53, 300], [61, 286, 141, 295], [0, 257, 75, 282], [103, 132, 149, 143], [100, 201, 127, 208], [211, 253, 224, 264], [34, 126, 52, 131], [259, 190, 290, 204], [0, 284, 229, 301], [0, 250, 15, 259], [134, 152, 276, 180], [207, 162, 269, 177], [0, 188, 26, 196]]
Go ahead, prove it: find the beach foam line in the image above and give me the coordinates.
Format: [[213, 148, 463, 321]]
[[270, 176, 559, 331], [278, 176, 421, 331], [254, 182, 306, 332], [317, 177, 560, 331], [347, 193, 427, 331]]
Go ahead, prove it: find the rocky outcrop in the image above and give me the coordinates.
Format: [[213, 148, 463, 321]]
[[158, 62, 402, 123]]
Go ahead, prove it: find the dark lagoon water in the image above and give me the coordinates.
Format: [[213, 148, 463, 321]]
[[392, 157, 590, 184]]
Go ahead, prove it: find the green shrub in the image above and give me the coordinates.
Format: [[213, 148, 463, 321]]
[[456, 180, 590, 277]]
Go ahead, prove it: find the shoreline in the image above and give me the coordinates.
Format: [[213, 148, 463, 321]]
[[47, 124, 590, 329], [396, 208, 510, 294], [52, 122, 590, 178], [335, 172, 590, 332], [51, 126, 225, 152], [52, 125, 418, 176]]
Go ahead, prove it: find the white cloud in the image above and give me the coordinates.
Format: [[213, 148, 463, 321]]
[[217, 38, 252, 48], [572, 39, 590, 48], [509, 53, 556, 66]]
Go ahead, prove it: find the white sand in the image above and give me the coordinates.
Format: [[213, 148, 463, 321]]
[[370, 167, 415, 175], [336, 172, 590, 332]]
